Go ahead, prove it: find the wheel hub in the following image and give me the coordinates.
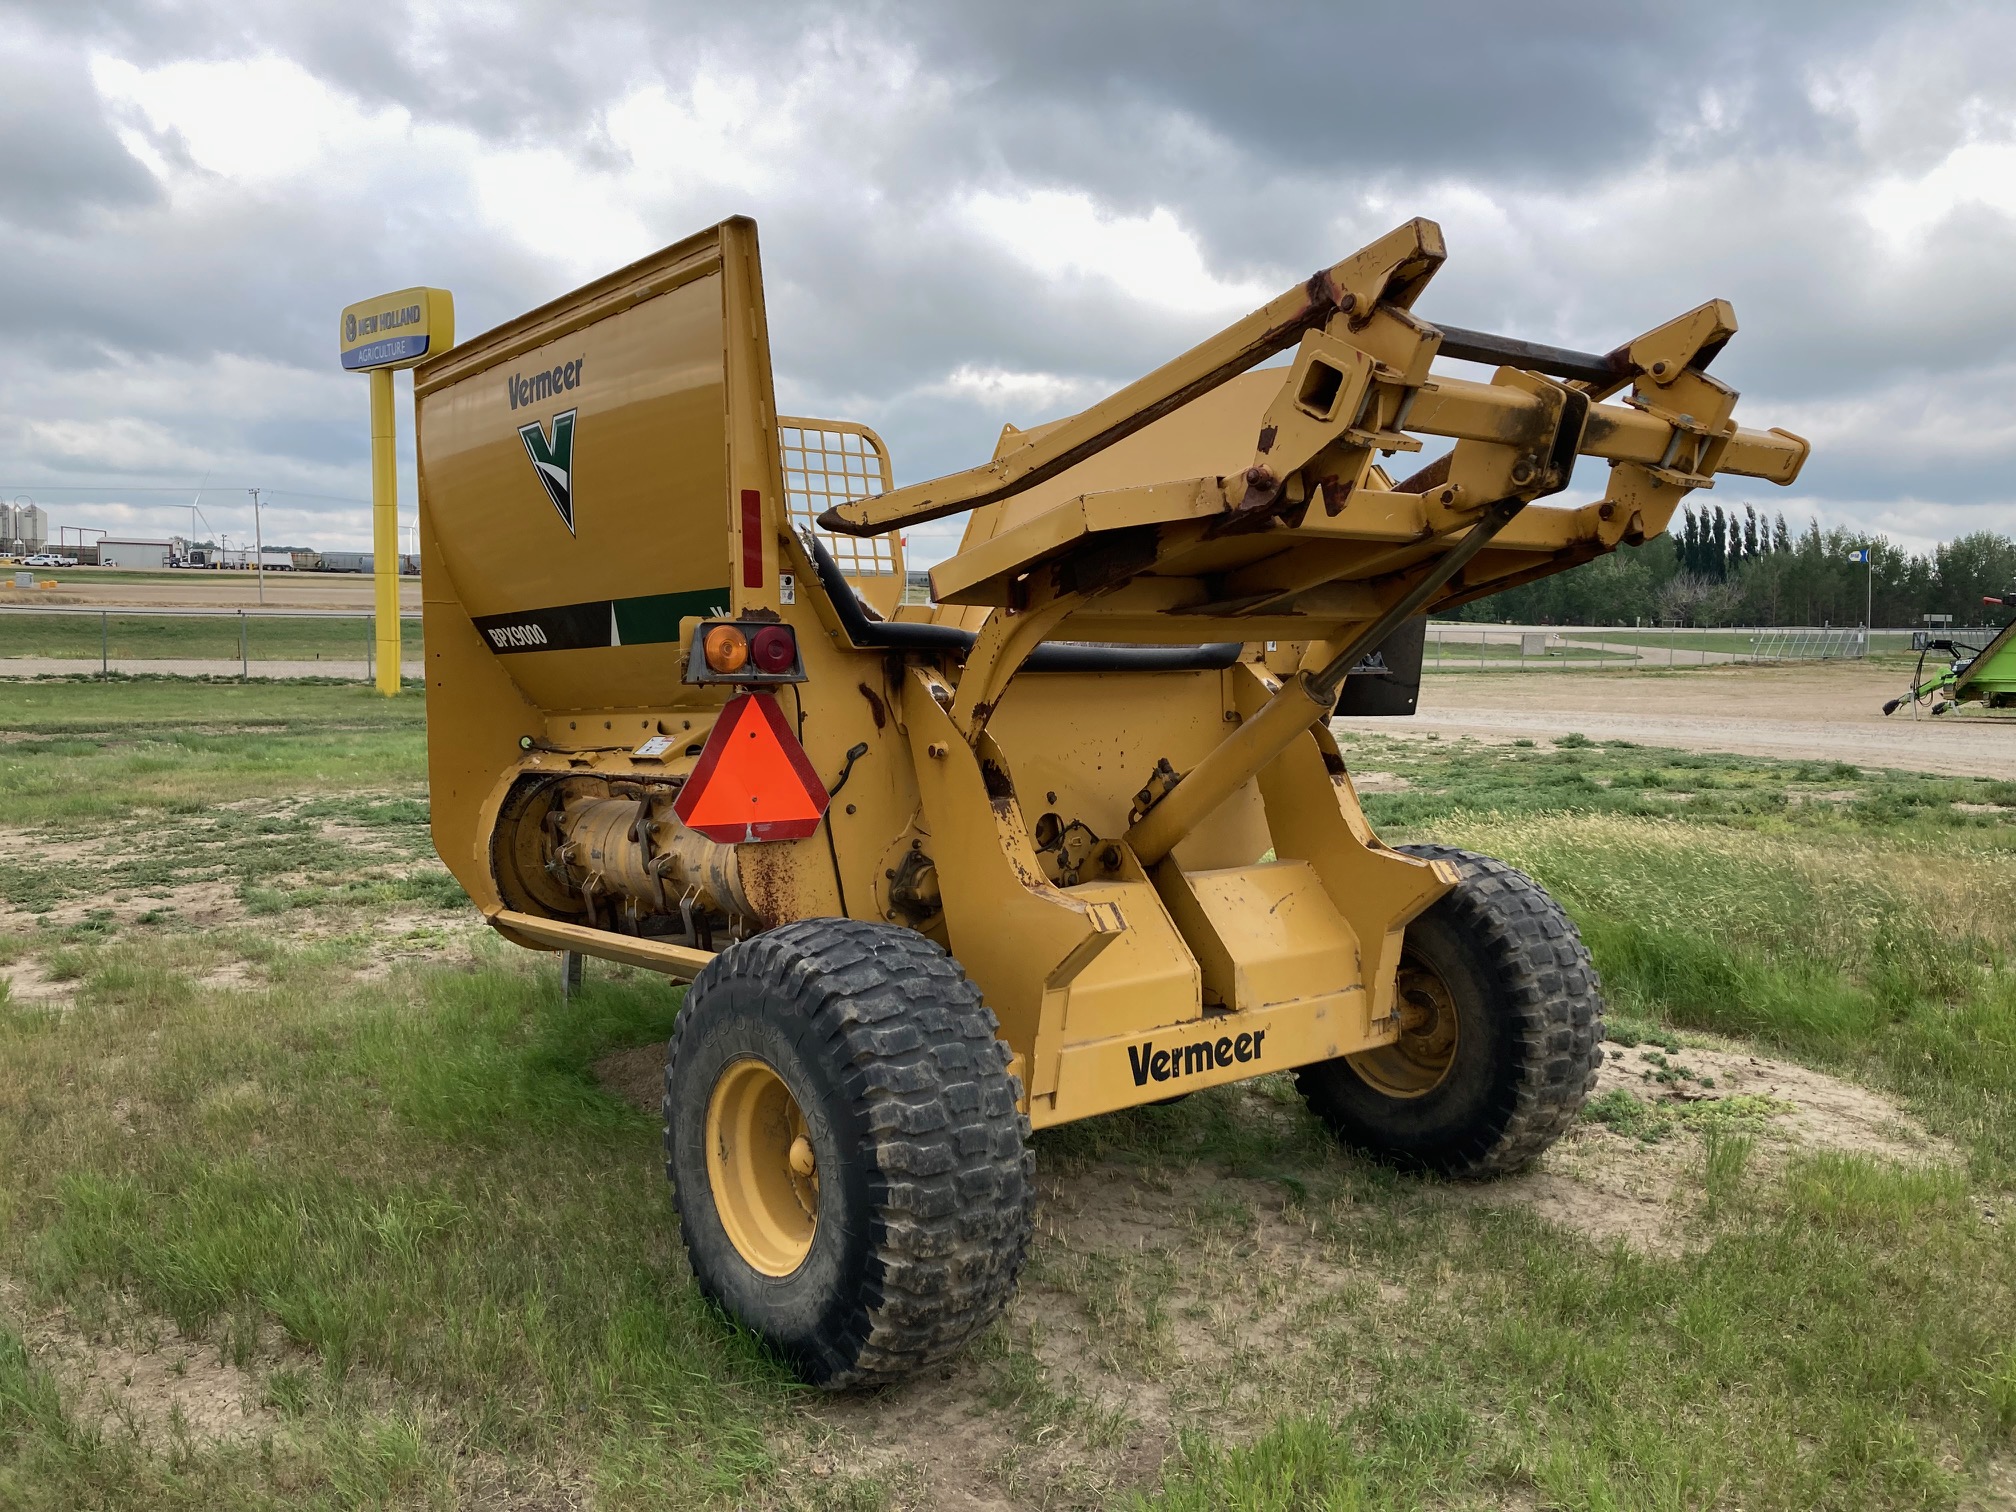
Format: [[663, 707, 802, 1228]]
[[704, 1058, 819, 1276], [1348, 954, 1461, 1098]]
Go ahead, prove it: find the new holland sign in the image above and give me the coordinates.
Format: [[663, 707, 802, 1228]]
[[340, 282, 454, 697], [339, 287, 454, 371]]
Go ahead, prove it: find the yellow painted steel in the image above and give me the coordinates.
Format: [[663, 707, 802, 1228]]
[[1351, 954, 1460, 1098], [342, 283, 453, 700], [413, 214, 1808, 1134], [705, 1059, 818, 1275], [369, 367, 401, 697]]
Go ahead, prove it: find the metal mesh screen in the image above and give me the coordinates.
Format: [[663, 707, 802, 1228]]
[[777, 418, 898, 578]]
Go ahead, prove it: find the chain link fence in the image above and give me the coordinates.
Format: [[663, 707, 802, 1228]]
[[0, 605, 423, 680], [1422, 623, 1922, 670]]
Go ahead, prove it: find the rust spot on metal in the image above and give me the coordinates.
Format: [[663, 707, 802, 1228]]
[[1052, 522, 1159, 595], [1228, 465, 1282, 518], [980, 758, 1015, 801], [856, 682, 886, 729], [1392, 452, 1452, 495], [1256, 423, 1278, 454], [1320, 475, 1353, 516], [732, 842, 797, 928]]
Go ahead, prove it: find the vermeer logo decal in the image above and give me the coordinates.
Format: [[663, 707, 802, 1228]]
[[1127, 1029, 1267, 1087], [518, 409, 578, 534]]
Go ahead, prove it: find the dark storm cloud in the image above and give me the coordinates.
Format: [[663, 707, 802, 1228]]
[[0, 37, 158, 227], [0, 0, 2012, 552]]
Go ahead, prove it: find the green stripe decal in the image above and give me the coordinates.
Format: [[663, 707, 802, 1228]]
[[614, 588, 729, 646], [472, 585, 731, 656]]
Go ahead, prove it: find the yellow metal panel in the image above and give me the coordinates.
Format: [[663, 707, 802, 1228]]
[[492, 908, 714, 979], [1038, 990, 1361, 1127], [417, 500, 543, 913], [979, 668, 1270, 871], [898, 667, 1125, 1068], [1154, 859, 1361, 1013], [417, 269, 732, 712], [1044, 877, 1200, 1044], [1232, 666, 1452, 1035]]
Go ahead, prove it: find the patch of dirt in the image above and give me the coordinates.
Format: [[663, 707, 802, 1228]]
[[0, 827, 104, 867], [1606, 1041, 1953, 1161], [0, 877, 247, 933], [1465, 1041, 1958, 1254], [1963, 1455, 2016, 1511], [195, 958, 259, 991], [1343, 660, 2013, 778], [0, 1281, 279, 1445], [1, 955, 75, 1013], [1349, 771, 1410, 793], [592, 1042, 667, 1115]]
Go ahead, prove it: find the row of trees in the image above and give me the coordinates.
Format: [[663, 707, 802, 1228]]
[[1673, 503, 1792, 579], [1451, 511, 2014, 627]]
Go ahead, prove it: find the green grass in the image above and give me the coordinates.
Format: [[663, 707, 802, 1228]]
[[0, 681, 2011, 1507], [0, 679, 426, 825], [1, 950, 780, 1507], [1339, 731, 2016, 1178], [0, 613, 418, 663]]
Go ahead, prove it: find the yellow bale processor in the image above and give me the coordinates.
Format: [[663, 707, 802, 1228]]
[[413, 216, 1807, 1386]]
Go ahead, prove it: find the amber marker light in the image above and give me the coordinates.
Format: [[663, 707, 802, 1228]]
[[703, 624, 750, 674]]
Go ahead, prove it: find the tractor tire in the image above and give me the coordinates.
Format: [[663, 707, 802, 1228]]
[[663, 918, 1034, 1388], [1295, 844, 1604, 1178]]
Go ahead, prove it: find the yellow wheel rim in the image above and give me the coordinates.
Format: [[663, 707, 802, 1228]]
[[704, 1058, 819, 1276], [1348, 953, 1461, 1099]]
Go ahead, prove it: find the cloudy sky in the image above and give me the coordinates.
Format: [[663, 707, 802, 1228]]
[[3, 0, 2013, 565]]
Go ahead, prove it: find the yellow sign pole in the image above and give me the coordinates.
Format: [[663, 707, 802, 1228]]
[[369, 368, 401, 696], [338, 284, 453, 698]]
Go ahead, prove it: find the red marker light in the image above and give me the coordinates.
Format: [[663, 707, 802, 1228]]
[[750, 625, 797, 674]]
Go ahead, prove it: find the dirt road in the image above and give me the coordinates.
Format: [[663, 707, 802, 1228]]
[[0, 568, 420, 611], [0, 657, 423, 680], [1336, 661, 2012, 778]]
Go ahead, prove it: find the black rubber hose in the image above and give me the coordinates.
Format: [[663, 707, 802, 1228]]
[[803, 537, 1241, 673]]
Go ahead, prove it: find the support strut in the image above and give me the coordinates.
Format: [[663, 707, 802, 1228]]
[[1125, 496, 1526, 867]]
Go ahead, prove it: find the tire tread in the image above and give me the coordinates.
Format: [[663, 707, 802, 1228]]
[[1297, 843, 1605, 1178], [664, 919, 1032, 1387]]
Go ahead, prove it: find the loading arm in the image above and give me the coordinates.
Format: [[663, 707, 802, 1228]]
[[818, 217, 1806, 542]]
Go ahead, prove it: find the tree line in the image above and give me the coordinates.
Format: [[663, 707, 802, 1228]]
[[1451, 505, 2015, 627]]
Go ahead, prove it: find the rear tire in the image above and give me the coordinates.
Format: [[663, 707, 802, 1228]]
[[664, 919, 1033, 1387], [1295, 844, 1604, 1178]]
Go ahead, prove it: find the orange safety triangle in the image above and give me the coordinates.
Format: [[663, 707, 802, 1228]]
[[674, 691, 831, 843]]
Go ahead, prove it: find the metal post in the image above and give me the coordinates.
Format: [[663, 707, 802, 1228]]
[[239, 610, 248, 679], [365, 615, 373, 685], [100, 610, 107, 677], [249, 487, 265, 606], [370, 368, 402, 696], [561, 951, 586, 1001]]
